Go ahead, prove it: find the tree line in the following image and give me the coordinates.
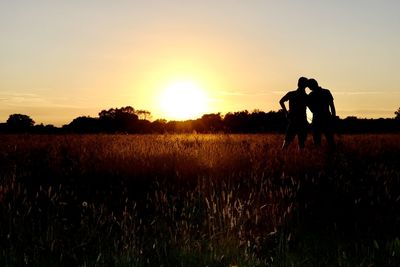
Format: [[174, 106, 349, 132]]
[[0, 106, 399, 134]]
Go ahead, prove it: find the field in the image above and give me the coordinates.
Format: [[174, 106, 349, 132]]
[[1, 134, 400, 266]]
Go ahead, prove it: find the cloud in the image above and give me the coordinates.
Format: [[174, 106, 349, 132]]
[[0, 91, 99, 109], [215, 90, 273, 96], [334, 91, 382, 95], [0, 92, 45, 104], [340, 108, 395, 113], [337, 109, 396, 119], [271, 90, 288, 95]]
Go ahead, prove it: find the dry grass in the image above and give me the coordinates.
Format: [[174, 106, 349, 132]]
[[0, 134, 400, 266]]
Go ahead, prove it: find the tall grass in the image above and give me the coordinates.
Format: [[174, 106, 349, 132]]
[[0, 134, 400, 266]]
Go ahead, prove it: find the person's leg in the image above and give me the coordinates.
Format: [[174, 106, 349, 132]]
[[312, 122, 321, 146], [298, 121, 308, 149], [282, 123, 296, 149], [324, 124, 335, 149]]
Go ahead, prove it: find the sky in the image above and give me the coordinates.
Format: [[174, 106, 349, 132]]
[[1, 0, 400, 125]]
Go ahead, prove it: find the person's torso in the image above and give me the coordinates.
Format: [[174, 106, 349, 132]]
[[308, 88, 332, 118], [288, 90, 307, 120]]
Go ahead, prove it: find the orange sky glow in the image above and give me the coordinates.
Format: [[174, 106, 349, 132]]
[[1, 1, 400, 125]]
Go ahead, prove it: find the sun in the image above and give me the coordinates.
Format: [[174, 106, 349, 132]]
[[159, 81, 208, 120]]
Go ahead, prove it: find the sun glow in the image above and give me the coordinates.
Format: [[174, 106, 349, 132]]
[[159, 81, 208, 120]]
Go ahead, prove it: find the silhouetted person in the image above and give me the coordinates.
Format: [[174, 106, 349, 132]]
[[307, 78, 336, 148], [279, 77, 309, 149]]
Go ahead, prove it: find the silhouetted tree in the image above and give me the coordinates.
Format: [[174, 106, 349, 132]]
[[136, 110, 152, 120], [336, 116, 400, 133], [194, 113, 223, 132], [98, 106, 139, 132], [0, 123, 7, 132], [33, 123, 59, 134], [3, 106, 398, 135], [165, 120, 195, 133], [223, 110, 250, 132], [64, 116, 100, 133], [6, 114, 35, 132], [151, 119, 167, 133], [395, 107, 400, 120], [222, 110, 286, 133], [263, 110, 287, 132]]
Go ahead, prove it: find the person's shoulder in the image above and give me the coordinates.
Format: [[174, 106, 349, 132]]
[[308, 90, 316, 97], [286, 90, 297, 97], [321, 88, 333, 99], [322, 88, 333, 95], [281, 90, 294, 101]]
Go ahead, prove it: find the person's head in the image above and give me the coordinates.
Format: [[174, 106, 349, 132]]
[[298, 77, 308, 89], [308, 78, 319, 91]]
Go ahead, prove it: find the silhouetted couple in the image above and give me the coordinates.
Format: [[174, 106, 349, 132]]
[[280, 77, 336, 150]]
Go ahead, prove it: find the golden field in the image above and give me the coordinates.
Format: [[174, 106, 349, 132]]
[[0, 134, 399, 266]]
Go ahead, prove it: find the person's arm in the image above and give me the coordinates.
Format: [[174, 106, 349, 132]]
[[279, 93, 289, 117], [330, 100, 336, 117], [328, 91, 336, 117], [306, 93, 314, 113]]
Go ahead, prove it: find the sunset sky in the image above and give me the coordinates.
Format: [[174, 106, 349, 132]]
[[1, 1, 400, 125]]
